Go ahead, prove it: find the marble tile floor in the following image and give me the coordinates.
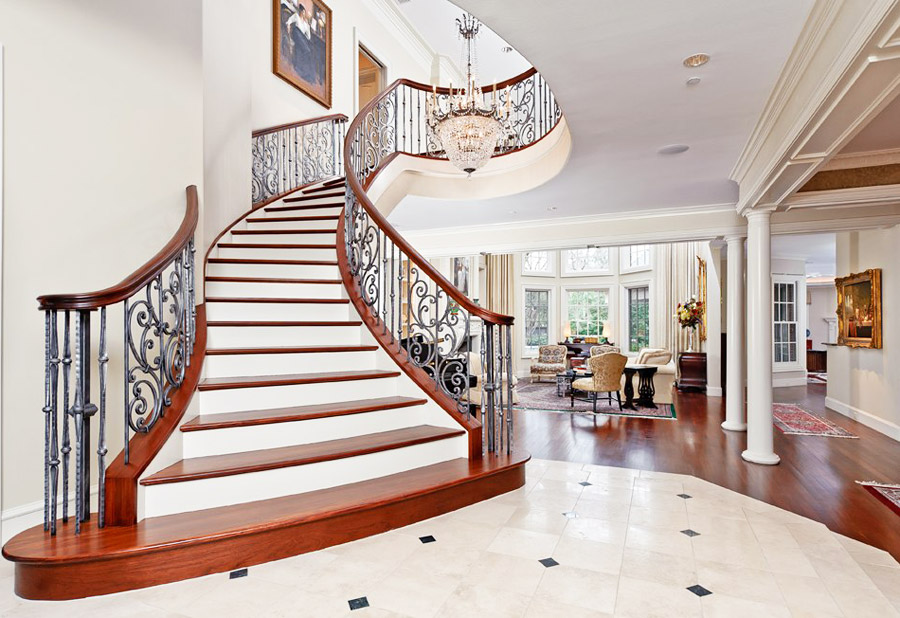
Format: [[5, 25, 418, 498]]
[[2, 458, 899, 617]]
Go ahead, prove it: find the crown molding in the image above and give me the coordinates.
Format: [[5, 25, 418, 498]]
[[822, 147, 900, 170], [782, 183, 900, 210], [367, 0, 439, 74]]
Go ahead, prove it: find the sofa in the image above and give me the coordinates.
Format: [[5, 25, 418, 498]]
[[621, 347, 676, 404]]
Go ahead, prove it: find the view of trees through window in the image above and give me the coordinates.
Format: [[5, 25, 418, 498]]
[[524, 289, 550, 347], [628, 286, 650, 351], [523, 251, 551, 274], [564, 247, 609, 274], [566, 289, 609, 337]]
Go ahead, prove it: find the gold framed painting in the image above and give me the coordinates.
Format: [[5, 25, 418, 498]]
[[697, 256, 707, 341], [273, 0, 332, 108], [836, 268, 882, 349]]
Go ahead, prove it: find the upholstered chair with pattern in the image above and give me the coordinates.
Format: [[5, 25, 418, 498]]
[[590, 344, 621, 357], [529, 344, 568, 382], [571, 353, 628, 412]]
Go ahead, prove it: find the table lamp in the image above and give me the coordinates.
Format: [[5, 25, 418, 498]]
[[601, 321, 611, 343]]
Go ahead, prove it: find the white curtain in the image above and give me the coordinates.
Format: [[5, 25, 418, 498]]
[[484, 253, 516, 373], [653, 241, 702, 359]]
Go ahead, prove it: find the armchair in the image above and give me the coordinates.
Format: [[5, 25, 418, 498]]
[[571, 353, 628, 412], [590, 344, 621, 357], [529, 344, 568, 382]]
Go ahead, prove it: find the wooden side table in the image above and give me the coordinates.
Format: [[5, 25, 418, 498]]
[[677, 352, 707, 391], [623, 365, 658, 409]]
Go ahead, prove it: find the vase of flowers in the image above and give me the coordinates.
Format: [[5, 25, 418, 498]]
[[675, 297, 704, 352]]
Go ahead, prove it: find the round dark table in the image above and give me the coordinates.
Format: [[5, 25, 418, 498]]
[[623, 364, 658, 410]]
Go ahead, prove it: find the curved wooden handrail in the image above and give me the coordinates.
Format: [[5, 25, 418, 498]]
[[38, 186, 199, 311], [252, 113, 349, 138], [394, 67, 538, 96]]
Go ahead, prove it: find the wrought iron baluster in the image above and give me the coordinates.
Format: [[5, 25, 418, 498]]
[[505, 324, 514, 454], [97, 307, 108, 527], [389, 238, 396, 343], [61, 311, 71, 522], [382, 233, 388, 334], [496, 321, 504, 454]]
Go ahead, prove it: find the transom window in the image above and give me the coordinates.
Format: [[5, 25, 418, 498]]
[[627, 286, 650, 352], [623, 244, 651, 272], [523, 251, 553, 276], [774, 282, 798, 364], [524, 289, 550, 348], [566, 289, 609, 337], [563, 247, 609, 275]]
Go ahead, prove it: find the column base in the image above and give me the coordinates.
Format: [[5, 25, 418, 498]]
[[741, 450, 780, 465], [721, 420, 747, 432]]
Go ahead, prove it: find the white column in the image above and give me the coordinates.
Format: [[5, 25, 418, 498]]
[[722, 235, 746, 431], [742, 210, 779, 465]]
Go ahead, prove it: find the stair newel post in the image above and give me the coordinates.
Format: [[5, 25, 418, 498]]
[[97, 306, 108, 528]]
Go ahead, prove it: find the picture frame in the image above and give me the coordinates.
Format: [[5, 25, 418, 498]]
[[697, 256, 707, 341], [835, 268, 882, 349], [452, 257, 470, 297], [273, 0, 333, 108]]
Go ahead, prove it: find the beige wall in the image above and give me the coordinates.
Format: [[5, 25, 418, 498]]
[[1, 0, 204, 515], [826, 226, 900, 441], [807, 285, 836, 351]]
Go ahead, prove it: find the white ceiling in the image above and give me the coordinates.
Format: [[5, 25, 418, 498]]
[[389, 0, 815, 231], [841, 94, 900, 154], [395, 0, 530, 81], [771, 233, 836, 277]]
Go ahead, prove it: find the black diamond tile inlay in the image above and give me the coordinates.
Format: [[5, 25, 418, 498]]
[[348, 597, 370, 610], [579, 481, 593, 486], [539, 558, 559, 568], [229, 568, 248, 579], [677, 493, 692, 499], [681, 529, 701, 537], [686, 585, 712, 597], [419, 535, 436, 544], [562, 511, 578, 519]]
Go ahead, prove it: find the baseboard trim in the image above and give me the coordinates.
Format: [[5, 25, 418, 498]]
[[2, 486, 99, 544], [773, 376, 807, 387], [706, 386, 723, 397], [825, 396, 900, 442]]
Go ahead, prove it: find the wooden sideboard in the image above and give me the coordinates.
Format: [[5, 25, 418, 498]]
[[677, 352, 707, 391], [806, 349, 827, 373]]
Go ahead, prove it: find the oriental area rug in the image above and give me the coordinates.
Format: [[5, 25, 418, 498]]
[[773, 403, 858, 438], [856, 482, 900, 517], [516, 381, 676, 420]]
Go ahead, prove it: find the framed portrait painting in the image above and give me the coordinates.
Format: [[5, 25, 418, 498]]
[[452, 257, 470, 296], [273, 0, 332, 108], [836, 268, 882, 349]]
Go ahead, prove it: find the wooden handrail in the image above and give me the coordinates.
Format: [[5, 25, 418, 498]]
[[38, 186, 199, 311], [251, 113, 348, 138]]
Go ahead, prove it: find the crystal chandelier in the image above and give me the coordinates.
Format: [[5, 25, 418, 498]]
[[426, 14, 511, 176]]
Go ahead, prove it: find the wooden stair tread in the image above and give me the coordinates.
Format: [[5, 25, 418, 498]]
[[216, 243, 337, 249], [180, 396, 429, 431], [206, 344, 377, 355], [264, 203, 343, 213], [283, 191, 344, 203], [141, 425, 465, 485], [205, 296, 348, 304], [231, 229, 337, 235], [246, 215, 340, 223], [206, 276, 342, 284], [4, 452, 528, 565], [199, 369, 399, 391], [207, 320, 362, 327], [207, 258, 338, 266]]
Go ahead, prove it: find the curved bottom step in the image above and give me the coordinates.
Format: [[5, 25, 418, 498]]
[[4, 451, 529, 600]]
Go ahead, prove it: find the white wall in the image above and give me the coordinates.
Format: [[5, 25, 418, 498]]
[[807, 285, 836, 350], [1, 0, 203, 515], [826, 226, 900, 441]]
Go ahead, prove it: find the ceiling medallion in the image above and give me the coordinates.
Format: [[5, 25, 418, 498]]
[[426, 13, 511, 176], [682, 53, 710, 68]]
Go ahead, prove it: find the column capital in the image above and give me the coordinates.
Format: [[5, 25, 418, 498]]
[[744, 206, 777, 221], [723, 233, 746, 243]]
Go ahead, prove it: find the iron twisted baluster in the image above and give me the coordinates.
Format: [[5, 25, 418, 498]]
[[97, 306, 108, 527], [61, 310, 71, 522]]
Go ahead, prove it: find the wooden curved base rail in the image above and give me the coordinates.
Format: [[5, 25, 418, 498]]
[[4, 452, 527, 600]]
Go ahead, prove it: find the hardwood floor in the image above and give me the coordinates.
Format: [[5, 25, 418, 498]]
[[515, 382, 900, 560]]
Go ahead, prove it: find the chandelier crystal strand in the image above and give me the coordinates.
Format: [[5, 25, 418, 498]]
[[426, 13, 511, 176]]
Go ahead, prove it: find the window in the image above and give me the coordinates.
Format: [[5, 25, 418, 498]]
[[523, 251, 553, 276], [627, 286, 650, 352], [621, 244, 651, 272], [562, 247, 609, 275], [774, 282, 798, 364], [566, 289, 609, 337], [524, 289, 551, 348]]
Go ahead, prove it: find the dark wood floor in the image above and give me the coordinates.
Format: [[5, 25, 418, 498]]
[[515, 382, 900, 560]]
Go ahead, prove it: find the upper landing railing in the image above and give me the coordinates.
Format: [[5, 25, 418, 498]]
[[342, 68, 562, 456]]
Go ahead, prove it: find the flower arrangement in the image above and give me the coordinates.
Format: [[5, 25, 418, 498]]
[[675, 297, 704, 330]]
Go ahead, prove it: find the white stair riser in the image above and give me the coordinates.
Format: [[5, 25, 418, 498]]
[[207, 262, 340, 279], [264, 206, 344, 218], [198, 377, 398, 413], [182, 406, 425, 458], [206, 301, 351, 322], [143, 436, 467, 517], [206, 280, 344, 300], [207, 325, 361, 347], [229, 232, 336, 245], [247, 218, 338, 231], [216, 246, 337, 261], [204, 351, 377, 378]]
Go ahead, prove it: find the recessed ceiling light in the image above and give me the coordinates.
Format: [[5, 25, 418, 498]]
[[686, 76, 702, 86], [683, 53, 710, 68], [547, 206, 557, 211], [658, 144, 690, 155], [509, 210, 518, 214], [501, 46, 514, 54]]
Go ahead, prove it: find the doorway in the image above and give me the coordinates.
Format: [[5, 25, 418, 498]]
[[358, 46, 385, 110]]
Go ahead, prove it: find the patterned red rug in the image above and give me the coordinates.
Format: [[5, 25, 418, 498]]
[[516, 381, 676, 420], [857, 482, 900, 517], [773, 403, 858, 438]]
